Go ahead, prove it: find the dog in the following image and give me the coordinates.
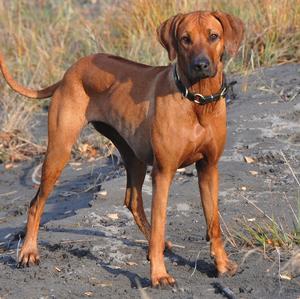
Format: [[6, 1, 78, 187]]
[[0, 10, 244, 287]]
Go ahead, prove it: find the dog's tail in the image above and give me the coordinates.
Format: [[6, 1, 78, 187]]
[[0, 52, 60, 99]]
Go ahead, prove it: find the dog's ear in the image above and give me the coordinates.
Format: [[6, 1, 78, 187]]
[[212, 11, 244, 56], [157, 14, 184, 61]]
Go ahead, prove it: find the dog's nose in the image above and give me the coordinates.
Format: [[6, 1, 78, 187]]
[[193, 57, 210, 72]]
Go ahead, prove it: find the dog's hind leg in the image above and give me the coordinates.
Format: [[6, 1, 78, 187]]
[[123, 157, 150, 239], [91, 122, 152, 242], [19, 88, 87, 266]]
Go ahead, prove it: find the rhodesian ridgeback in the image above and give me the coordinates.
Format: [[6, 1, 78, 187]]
[[0, 10, 244, 287]]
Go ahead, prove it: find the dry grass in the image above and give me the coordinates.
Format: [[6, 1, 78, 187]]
[[229, 194, 300, 281], [0, 0, 299, 163], [99, 0, 300, 70], [234, 210, 300, 250], [219, 151, 300, 280], [223, 151, 300, 254]]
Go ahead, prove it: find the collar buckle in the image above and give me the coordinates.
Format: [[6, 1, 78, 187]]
[[220, 87, 227, 97]]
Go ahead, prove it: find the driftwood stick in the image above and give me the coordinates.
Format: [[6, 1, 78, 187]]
[[214, 282, 236, 299], [134, 239, 185, 249]]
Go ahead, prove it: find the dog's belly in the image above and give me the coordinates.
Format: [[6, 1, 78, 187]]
[[128, 136, 153, 165], [91, 121, 153, 164], [179, 152, 204, 168]]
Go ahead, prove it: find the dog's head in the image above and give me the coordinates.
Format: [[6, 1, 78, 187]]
[[157, 11, 244, 84]]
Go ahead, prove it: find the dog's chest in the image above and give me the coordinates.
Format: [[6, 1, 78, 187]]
[[181, 108, 227, 165]]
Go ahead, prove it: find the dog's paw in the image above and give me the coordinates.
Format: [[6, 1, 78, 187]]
[[151, 273, 176, 288], [217, 259, 238, 277], [18, 246, 40, 267]]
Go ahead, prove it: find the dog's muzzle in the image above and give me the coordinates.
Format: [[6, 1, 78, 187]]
[[189, 55, 215, 81]]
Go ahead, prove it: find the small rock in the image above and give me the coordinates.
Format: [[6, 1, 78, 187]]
[[247, 218, 256, 222], [280, 272, 292, 280], [99, 190, 107, 196], [249, 170, 258, 176], [244, 156, 256, 164], [4, 163, 14, 169], [126, 261, 138, 266], [84, 291, 93, 297], [107, 213, 118, 220], [286, 91, 294, 97]]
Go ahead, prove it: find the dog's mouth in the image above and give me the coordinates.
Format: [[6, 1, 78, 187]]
[[187, 66, 217, 85]]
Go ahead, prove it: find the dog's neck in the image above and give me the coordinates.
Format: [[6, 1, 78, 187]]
[[175, 62, 224, 96]]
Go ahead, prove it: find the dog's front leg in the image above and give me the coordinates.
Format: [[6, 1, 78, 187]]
[[195, 160, 237, 276], [149, 166, 176, 287]]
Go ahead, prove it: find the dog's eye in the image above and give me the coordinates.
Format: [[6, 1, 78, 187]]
[[181, 36, 192, 45], [209, 34, 219, 42]]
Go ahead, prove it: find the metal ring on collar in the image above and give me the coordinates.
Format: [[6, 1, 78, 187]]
[[184, 88, 188, 97], [194, 93, 205, 100]]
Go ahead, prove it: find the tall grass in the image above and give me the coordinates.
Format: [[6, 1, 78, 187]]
[[0, 0, 299, 161], [99, 0, 300, 70]]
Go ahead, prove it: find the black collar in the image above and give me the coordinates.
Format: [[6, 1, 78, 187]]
[[173, 64, 236, 105]]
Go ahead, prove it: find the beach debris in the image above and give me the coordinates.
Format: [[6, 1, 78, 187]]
[[88, 277, 113, 287], [213, 282, 236, 299], [126, 261, 138, 266], [247, 218, 256, 222], [279, 272, 292, 280], [107, 213, 119, 220], [98, 190, 107, 196], [4, 233, 12, 239], [64, 210, 73, 215], [78, 143, 98, 158], [244, 156, 256, 164], [4, 163, 14, 169], [249, 170, 258, 176]]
